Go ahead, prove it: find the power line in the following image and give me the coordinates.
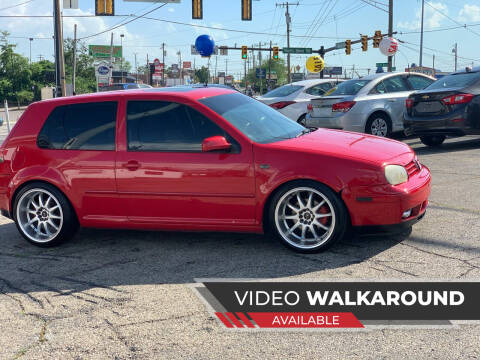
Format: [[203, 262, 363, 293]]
[[0, 0, 35, 12], [425, 0, 480, 38], [358, 0, 388, 13], [78, 4, 168, 40]]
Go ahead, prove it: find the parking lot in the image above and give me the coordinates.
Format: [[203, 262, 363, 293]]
[[0, 115, 479, 358]]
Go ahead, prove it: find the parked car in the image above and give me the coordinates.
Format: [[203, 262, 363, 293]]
[[0, 87, 430, 253], [256, 79, 342, 124], [404, 67, 480, 146], [99, 83, 153, 91], [305, 72, 435, 137]]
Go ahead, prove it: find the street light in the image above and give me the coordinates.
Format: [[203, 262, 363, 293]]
[[120, 34, 124, 82]]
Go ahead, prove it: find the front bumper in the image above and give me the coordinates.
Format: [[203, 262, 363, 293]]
[[341, 165, 431, 227]]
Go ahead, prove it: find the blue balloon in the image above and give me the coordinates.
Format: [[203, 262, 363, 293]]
[[195, 35, 215, 57]]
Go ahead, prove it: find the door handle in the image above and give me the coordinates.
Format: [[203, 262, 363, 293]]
[[122, 160, 140, 171]]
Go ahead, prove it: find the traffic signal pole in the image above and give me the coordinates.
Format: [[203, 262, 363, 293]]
[[53, 0, 66, 97], [387, 0, 393, 72]]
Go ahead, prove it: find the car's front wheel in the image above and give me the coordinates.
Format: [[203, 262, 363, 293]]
[[13, 183, 78, 247], [268, 181, 348, 253], [420, 135, 446, 147]]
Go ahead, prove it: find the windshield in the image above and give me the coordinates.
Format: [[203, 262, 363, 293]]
[[263, 85, 303, 98], [425, 72, 480, 90], [327, 79, 370, 96], [199, 93, 305, 144]]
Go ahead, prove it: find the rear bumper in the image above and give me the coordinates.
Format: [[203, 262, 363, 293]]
[[403, 111, 471, 137], [342, 165, 431, 227], [305, 113, 365, 132]]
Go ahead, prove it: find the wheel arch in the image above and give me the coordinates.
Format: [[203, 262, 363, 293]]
[[261, 178, 350, 232], [11, 179, 79, 223]]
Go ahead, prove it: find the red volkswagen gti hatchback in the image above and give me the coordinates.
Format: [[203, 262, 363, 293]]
[[0, 87, 430, 253]]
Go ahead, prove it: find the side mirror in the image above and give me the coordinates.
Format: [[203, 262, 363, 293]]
[[202, 136, 232, 152]]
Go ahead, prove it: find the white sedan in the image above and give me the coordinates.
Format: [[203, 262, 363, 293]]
[[256, 79, 342, 124]]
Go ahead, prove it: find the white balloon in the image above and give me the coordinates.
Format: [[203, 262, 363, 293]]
[[379, 37, 398, 57]]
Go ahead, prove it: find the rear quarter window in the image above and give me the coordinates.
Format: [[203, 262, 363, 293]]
[[426, 72, 480, 90], [37, 102, 117, 150]]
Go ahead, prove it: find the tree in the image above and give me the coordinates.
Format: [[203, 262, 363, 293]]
[[194, 66, 209, 84], [63, 38, 96, 94], [245, 58, 288, 93]]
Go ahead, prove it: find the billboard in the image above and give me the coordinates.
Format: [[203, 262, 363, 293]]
[[89, 45, 122, 58]]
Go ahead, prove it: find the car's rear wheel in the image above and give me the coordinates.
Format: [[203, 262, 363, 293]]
[[268, 181, 348, 253], [366, 113, 391, 137], [420, 135, 446, 147], [13, 183, 78, 247]]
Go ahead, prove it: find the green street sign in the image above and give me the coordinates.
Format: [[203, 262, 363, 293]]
[[376, 62, 388, 67], [282, 47, 313, 54], [89, 45, 123, 58], [335, 42, 345, 49]]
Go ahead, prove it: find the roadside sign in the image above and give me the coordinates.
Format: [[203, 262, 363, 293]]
[[335, 42, 345, 50], [183, 61, 192, 69], [219, 47, 228, 56], [95, 62, 111, 77], [191, 45, 219, 55], [255, 68, 266, 79], [89, 45, 122, 58], [291, 73, 305, 82], [282, 47, 312, 54], [154, 58, 161, 66], [376, 62, 388, 67], [218, 71, 226, 77], [324, 66, 343, 75]]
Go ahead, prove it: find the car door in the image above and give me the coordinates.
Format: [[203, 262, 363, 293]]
[[378, 76, 412, 130], [115, 99, 256, 228]]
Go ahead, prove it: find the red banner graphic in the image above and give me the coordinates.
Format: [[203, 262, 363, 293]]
[[215, 312, 363, 328]]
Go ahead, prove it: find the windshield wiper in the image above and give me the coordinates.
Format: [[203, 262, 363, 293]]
[[296, 128, 314, 137]]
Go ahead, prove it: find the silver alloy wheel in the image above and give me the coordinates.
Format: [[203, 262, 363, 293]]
[[274, 187, 336, 250], [370, 117, 388, 137], [16, 188, 63, 243]]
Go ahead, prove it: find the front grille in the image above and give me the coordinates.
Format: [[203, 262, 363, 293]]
[[405, 159, 421, 177]]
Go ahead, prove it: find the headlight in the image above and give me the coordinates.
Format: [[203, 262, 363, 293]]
[[384, 165, 408, 185]]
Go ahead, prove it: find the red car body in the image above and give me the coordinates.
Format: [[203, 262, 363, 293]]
[[0, 87, 430, 236]]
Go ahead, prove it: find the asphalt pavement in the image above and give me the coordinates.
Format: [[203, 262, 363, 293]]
[[0, 117, 479, 359]]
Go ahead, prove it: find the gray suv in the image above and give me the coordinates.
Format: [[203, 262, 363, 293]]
[[305, 72, 435, 137]]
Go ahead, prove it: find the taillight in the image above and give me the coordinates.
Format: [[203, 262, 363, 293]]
[[332, 101, 356, 112], [441, 93, 473, 105], [269, 101, 296, 109], [405, 98, 414, 108], [307, 103, 313, 113]]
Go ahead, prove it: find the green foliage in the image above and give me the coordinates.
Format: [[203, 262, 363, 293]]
[[194, 66, 209, 84], [245, 58, 288, 93], [16, 90, 34, 105]]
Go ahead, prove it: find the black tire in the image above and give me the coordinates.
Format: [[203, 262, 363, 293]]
[[267, 180, 349, 253], [297, 114, 307, 126], [420, 135, 446, 147], [365, 113, 392, 137], [13, 182, 79, 247]]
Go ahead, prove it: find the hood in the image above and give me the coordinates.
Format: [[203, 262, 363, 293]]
[[269, 129, 414, 166]]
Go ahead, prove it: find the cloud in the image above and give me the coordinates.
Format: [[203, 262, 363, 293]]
[[397, 2, 448, 30], [458, 4, 480, 22], [168, 7, 175, 13]]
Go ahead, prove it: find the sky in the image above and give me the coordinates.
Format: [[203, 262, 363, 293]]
[[1, 0, 480, 79]]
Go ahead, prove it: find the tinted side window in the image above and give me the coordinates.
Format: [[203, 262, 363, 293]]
[[372, 81, 387, 94], [37, 102, 117, 150], [407, 76, 434, 90], [127, 101, 232, 152], [305, 83, 333, 96], [382, 76, 409, 92]]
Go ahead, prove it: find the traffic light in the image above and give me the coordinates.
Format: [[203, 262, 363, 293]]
[[241, 46, 248, 60], [373, 30, 382, 48], [345, 40, 351, 55], [242, 0, 252, 21], [95, 0, 114, 16], [192, 0, 203, 19], [361, 35, 368, 52], [272, 46, 279, 60]]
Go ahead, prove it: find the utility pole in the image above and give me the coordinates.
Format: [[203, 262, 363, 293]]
[[214, 55, 217, 83], [387, 0, 393, 72], [146, 54, 150, 85], [268, 40, 272, 87], [29, 38, 33, 64], [72, 24, 77, 94], [419, 0, 425, 67], [109, 33, 114, 85], [162, 43, 165, 86], [432, 54, 435, 75], [244, 59, 247, 94], [120, 34, 124, 82], [453, 43, 458, 71], [225, 58, 228, 77], [134, 52, 138, 83], [276, 2, 297, 83], [53, 0, 66, 97]]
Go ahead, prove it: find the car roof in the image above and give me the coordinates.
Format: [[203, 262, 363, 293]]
[[451, 66, 480, 75], [349, 72, 434, 81], [36, 87, 236, 106], [288, 79, 338, 86]]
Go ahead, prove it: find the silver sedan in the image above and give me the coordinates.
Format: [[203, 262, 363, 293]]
[[305, 72, 435, 137]]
